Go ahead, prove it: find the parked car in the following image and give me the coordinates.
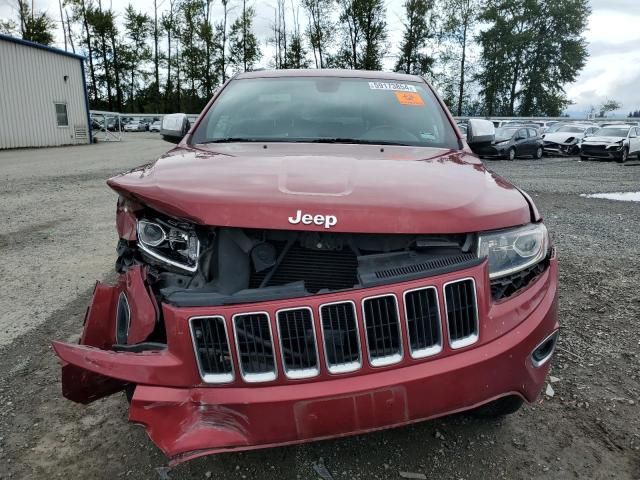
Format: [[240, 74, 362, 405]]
[[475, 125, 544, 160], [106, 117, 124, 132], [53, 70, 557, 465], [124, 120, 146, 132], [541, 124, 599, 156], [580, 125, 640, 163], [150, 120, 162, 132]]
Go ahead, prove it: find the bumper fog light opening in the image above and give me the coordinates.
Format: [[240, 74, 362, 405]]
[[531, 330, 558, 368], [115, 292, 131, 345]]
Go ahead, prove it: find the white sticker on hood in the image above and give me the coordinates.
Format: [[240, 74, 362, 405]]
[[368, 81, 417, 92]]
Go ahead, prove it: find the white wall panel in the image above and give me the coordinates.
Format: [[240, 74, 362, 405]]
[[0, 37, 90, 149]]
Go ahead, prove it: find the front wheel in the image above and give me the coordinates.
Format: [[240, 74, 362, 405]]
[[507, 147, 516, 161], [616, 147, 628, 163], [580, 155, 589, 161], [534, 146, 543, 159], [469, 395, 524, 418]]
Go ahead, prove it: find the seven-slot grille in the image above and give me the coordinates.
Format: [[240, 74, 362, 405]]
[[191, 279, 480, 383], [362, 295, 403, 366], [190, 316, 234, 383], [277, 308, 319, 378], [320, 301, 361, 373], [403, 287, 442, 358], [233, 312, 277, 382], [444, 279, 479, 349]]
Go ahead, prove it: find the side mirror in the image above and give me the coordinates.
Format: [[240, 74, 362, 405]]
[[467, 119, 495, 145], [160, 113, 190, 144]]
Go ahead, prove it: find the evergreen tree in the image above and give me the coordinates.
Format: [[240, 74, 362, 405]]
[[478, 0, 589, 116], [16, 0, 55, 46], [395, 0, 435, 76], [439, 0, 482, 116], [228, 1, 262, 72], [123, 5, 153, 111], [302, 0, 333, 68], [336, 0, 387, 69]]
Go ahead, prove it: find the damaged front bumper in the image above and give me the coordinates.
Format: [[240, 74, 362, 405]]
[[543, 142, 578, 156], [53, 258, 558, 465]]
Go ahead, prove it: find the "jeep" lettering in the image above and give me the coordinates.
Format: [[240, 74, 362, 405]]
[[288, 210, 338, 229]]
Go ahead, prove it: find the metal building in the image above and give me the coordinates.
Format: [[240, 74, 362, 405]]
[[0, 34, 91, 149]]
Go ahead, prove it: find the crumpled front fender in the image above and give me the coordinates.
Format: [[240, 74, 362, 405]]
[[54, 267, 160, 404]]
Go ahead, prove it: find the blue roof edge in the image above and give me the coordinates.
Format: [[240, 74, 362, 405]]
[[0, 32, 85, 61]]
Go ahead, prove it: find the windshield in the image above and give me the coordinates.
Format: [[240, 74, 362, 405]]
[[495, 127, 518, 141], [190, 77, 458, 148], [556, 126, 585, 133], [595, 127, 630, 137]]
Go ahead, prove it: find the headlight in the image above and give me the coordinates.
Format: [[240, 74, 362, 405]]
[[606, 141, 624, 150], [477, 223, 549, 279], [137, 217, 200, 272]]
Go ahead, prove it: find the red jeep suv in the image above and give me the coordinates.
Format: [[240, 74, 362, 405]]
[[53, 70, 558, 465]]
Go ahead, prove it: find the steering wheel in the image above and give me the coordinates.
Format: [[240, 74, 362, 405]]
[[359, 125, 420, 142]]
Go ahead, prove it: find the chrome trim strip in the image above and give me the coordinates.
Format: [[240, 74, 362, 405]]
[[276, 306, 320, 380], [137, 237, 200, 273], [402, 286, 443, 359], [531, 330, 559, 368], [361, 293, 403, 367], [319, 300, 362, 374], [232, 311, 278, 383], [443, 277, 480, 349], [188, 315, 235, 384]]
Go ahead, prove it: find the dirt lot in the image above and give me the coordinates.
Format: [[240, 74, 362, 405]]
[[0, 135, 638, 480]]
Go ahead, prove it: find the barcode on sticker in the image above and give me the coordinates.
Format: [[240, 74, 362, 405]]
[[368, 81, 417, 92]]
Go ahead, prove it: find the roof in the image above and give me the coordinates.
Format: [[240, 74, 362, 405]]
[[0, 33, 85, 61], [235, 68, 424, 82]]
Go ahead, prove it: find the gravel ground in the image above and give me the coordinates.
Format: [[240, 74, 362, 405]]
[[0, 138, 639, 480]]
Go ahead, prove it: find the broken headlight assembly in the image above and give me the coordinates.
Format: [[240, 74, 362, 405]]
[[137, 217, 200, 272], [477, 223, 549, 280], [606, 140, 624, 150]]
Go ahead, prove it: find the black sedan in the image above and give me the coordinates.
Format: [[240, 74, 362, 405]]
[[475, 126, 544, 160]]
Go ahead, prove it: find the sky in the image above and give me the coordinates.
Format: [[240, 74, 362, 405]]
[[1, 0, 639, 116]]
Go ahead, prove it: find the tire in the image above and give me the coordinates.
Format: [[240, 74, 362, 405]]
[[616, 147, 628, 163], [507, 147, 516, 161], [470, 395, 524, 418], [580, 155, 588, 161], [534, 146, 543, 159]]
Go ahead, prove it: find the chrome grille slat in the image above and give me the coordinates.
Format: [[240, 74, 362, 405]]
[[403, 286, 442, 358], [320, 301, 361, 374], [189, 316, 234, 383], [444, 278, 479, 349], [233, 312, 277, 382], [277, 307, 320, 379], [362, 294, 402, 366]]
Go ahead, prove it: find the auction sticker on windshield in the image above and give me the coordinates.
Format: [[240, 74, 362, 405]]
[[395, 91, 424, 106], [368, 81, 417, 92]]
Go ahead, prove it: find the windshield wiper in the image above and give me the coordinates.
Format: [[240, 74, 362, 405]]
[[197, 137, 267, 144], [309, 138, 411, 146], [198, 137, 412, 146]]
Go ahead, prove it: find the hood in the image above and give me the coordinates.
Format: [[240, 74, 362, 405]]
[[543, 132, 581, 144], [582, 136, 625, 144], [107, 143, 532, 234]]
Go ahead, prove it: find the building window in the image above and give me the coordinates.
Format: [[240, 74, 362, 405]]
[[55, 103, 69, 127]]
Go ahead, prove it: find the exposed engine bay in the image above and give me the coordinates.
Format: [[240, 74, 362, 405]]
[[117, 208, 479, 308]]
